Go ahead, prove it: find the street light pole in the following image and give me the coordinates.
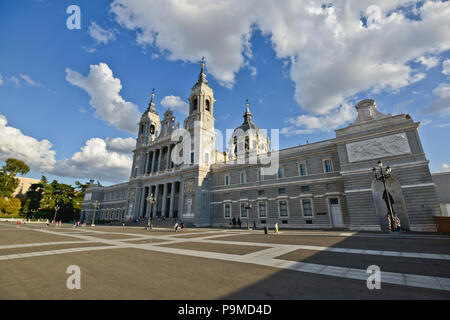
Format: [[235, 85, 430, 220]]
[[245, 203, 253, 230], [373, 160, 398, 231], [91, 200, 100, 227], [146, 194, 155, 230], [53, 205, 60, 224]]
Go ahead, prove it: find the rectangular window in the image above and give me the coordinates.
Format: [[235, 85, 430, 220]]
[[278, 167, 284, 179], [302, 199, 313, 217], [240, 171, 246, 184], [299, 163, 307, 176], [279, 200, 288, 217], [257, 169, 263, 182], [301, 185, 310, 193], [278, 188, 286, 195], [134, 167, 138, 176], [258, 190, 265, 196], [258, 201, 267, 218], [324, 159, 333, 173], [224, 203, 231, 218], [240, 203, 247, 218], [204, 152, 209, 164], [191, 152, 195, 164], [224, 175, 230, 186]]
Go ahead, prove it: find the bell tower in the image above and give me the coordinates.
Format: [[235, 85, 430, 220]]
[[137, 89, 160, 148], [184, 58, 216, 166]]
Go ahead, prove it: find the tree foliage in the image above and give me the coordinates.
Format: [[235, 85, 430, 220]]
[[0, 197, 22, 215], [0, 158, 30, 198]]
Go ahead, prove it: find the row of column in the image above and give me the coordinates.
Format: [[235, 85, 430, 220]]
[[142, 144, 176, 175], [139, 181, 181, 219]]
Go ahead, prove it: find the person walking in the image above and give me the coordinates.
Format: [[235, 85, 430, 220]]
[[174, 220, 179, 232], [274, 222, 279, 234]]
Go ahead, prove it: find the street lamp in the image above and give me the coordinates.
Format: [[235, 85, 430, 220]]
[[372, 160, 398, 231], [245, 203, 253, 230], [146, 194, 155, 230], [91, 200, 100, 227], [31, 209, 38, 220], [53, 205, 60, 224]]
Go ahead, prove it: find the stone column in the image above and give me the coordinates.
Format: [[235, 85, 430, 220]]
[[151, 150, 157, 173], [157, 148, 163, 172], [166, 145, 171, 170], [161, 183, 168, 218], [138, 187, 146, 218], [178, 181, 185, 217], [169, 182, 175, 218], [144, 152, 149, 175], [152, 185, 159, 217]]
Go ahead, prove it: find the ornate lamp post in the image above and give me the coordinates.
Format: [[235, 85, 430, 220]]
[[245, 203, 253, 230], [53, 205, 60, 224], [31, 209, 38, 220], [146, 194, 155, 230], [372, 160, 398, 231], [91, 200, 100, 227]]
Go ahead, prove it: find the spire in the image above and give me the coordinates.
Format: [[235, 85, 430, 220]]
[[147, 88, 157, 113], [196, 57, 208, 85], [243, 99, 253, 123]]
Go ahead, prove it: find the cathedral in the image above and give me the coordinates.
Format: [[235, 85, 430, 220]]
[[82, 62, 441, 231]]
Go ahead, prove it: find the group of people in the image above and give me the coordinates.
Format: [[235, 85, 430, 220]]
[[230, 218, 242, 228], [387, 213, 401, 232], [173, 220, 185, 232]]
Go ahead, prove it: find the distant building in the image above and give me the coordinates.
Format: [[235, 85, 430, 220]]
[[82, 62, 441, 231], [432, 172, 450, 217], [12, 177, 40, 202]]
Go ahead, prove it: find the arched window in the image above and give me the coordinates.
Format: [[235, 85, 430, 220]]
[[150, 124, 155, 135], [205, 99, 210, 111], [193, 98, 198, 111]]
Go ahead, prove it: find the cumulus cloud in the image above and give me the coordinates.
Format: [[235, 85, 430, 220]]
[[443, 59, 450, 76], [51, 138, 132, 183], [19, 74, 42, 87], [421, 82, 450, 115], [111, 0, 450, 117], [0, 114, 56, 171], [105, 137, 135, 153], [439, 163, 450, 172], [415, 55, 439, 70], [160, 95, 189, 114], [88, 22, 116, 44], [281, 102, 357, 135], [65, 62, 141, 133]]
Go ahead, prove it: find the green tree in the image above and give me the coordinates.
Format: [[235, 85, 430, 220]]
[[0, 158, 30, 197], [22, 183, 44, 218], [0, 197, 22, 216]]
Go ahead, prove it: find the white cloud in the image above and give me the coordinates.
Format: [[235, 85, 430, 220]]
[[105, 137, 135, 153], [65, 62, 141, 133], [82, 46, 96, 53], [421, 82, 450, 114], [440, 163, 450, 172], [19, 74, 42, 87], [111, 0, 450, 117], [281, 102, 357, 135], [88, 22, 116, 44], [160, 95, 189, 114], [415, 55, 439, 70], [0, 114, 56, 172], [443, 59, 450, 76], [51, 138, 132, 183], [0, 73, 3, 85], [9, 76, 20, 87]]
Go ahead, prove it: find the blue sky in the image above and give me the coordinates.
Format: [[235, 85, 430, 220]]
[[0, 0, 449, 186]]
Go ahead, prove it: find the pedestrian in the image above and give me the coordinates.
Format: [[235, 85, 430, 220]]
[[232, 217, 236, 228], [394, 215, 401, 232], [274, 222, 279, 234], [174, 221, 179, 232], [237, 218, 241, 228], [46, 219, 50, 227], [387, 213, 392, 232], [180, 222, 185, 231]]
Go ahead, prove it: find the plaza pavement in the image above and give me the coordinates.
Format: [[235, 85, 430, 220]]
[[1, 222, 450, 299]]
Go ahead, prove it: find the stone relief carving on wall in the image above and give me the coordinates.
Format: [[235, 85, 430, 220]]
[[346, 133, 411, 162], [184, 178, 196, 195]]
